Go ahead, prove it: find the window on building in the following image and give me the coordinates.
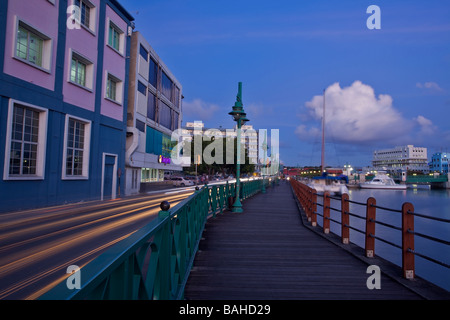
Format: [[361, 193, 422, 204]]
[[107, 76, 116, 101], [147, 91, 156, 121], [16, 25, 42, 66], [159, 101, 172, 129], [149, 57, 158, 88], [5, 101, 47, 180], [136, 119, 146, 133], [62, 116, 91, 179], [65, 118, 86, 176], [108, 21, 123, 53], [15, 22, 51, 71], [174, 86, 180, 108], [74, 0, 92, 29], [172, 112, 179, 131], [69, 51, 93, 89], [106, 73, 123, 104], [71, 56, 86, 87], [139, 44, 148, 61], [137, 81, 147, 96], [161, 71, 173, 101], [162, 134, 175, 158], [9, 106, 39, 175]]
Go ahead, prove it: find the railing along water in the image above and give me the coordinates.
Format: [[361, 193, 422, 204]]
[[40, 179, 267, 300], [290, 178, 450, 281]]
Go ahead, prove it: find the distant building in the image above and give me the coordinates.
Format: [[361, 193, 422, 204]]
[[124, 31, 183, 195], [0, 0, 134, 212], [372, 145, 429, 173], [429, 152, 449, 174]]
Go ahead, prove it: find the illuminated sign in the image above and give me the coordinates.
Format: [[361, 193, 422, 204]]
[[158, 155, 171, 164]]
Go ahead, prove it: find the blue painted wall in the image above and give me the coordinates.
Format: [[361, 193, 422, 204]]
[[0, 0, 133, 213]]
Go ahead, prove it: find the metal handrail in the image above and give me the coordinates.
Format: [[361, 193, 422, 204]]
[[289, 178, 450, 281], [40, 178, 268, 300]]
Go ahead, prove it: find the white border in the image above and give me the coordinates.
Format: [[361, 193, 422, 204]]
[[3, 99, 48, 180], [61, 114, 92, 180], [101, 152, 117, 200]]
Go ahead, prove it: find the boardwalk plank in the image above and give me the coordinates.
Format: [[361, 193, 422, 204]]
[[184, 182, 425, 300]]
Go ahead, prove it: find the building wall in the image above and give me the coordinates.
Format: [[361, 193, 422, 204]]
[[3, 0, 59, 91], [0, 0, 133, 212], [63, 0, 100, 113], [372, 145, 429, 172], [125, 31, 183, 196], [430, 152, 449, 174]]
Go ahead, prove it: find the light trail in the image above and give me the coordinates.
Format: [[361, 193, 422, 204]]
[[1, 233, 133, 300], [0, 190, 193, 299]]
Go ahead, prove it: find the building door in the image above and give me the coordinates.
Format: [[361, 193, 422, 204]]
[[102, 153, 117, 200]]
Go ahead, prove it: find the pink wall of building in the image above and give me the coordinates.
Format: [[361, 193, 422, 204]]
[[3, 0, 59, 91], [62, 0, 100, 113], [101, 4, 128, 121]]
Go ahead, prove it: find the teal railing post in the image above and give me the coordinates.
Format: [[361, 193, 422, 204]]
[[156, 201, 171, 299]]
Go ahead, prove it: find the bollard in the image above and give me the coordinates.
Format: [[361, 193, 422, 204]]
[[341, 194, 350, 244], [323, 191, 330, 234], [402, 202, 415, 279], [307, 188, 313, 222], [311, 189, 317, 227], [365, 197, 376, 258]]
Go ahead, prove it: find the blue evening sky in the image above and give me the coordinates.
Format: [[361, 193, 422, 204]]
[[120, 0, 450, 167]]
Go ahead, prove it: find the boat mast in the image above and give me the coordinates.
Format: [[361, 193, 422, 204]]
[[321, 89, 325, 174]]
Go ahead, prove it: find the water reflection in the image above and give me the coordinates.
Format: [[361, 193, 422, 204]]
[[323, 187, 450, 291]]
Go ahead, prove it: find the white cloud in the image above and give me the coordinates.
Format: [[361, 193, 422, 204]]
[[414, 115, 437, 136], [297, 81, 413, 145], [416, 81, 444, 92], [296, 80, 442, 148], [182, 99, 220, 121]]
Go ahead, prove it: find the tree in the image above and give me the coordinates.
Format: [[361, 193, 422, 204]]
[[182, 136, 255, 176]]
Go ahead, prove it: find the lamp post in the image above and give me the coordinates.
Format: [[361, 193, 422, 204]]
[[229, 82, 249, 213], [261, 130, 267, 194]]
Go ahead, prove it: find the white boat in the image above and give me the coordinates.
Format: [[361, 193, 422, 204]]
[[359, 174, 407, 190], [308, 178, 349, 195], [308, 176, 349, 195]]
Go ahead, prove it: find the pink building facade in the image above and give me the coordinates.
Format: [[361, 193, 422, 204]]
[[0, 0, 134, 212]]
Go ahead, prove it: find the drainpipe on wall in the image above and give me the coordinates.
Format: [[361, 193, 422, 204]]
[[125, 127, 140, 167]]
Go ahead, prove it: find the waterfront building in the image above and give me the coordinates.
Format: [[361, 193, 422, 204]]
[[372, 145, 429, 173], [0, 0, 134, 212], [124, 31, 183, 195], [429, 152, 449, 174]]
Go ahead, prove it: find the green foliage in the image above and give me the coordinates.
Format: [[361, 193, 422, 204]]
[[182, 136, 255, 176]]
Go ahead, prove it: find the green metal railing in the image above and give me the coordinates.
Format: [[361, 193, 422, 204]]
[[39, 179, 267, 300]]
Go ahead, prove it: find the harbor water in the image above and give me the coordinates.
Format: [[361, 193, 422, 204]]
[[323, 186, 450, 292]]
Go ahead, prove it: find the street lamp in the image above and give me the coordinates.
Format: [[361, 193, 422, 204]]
[[229, 82, 249, 213], [261, 130, 267, 194]]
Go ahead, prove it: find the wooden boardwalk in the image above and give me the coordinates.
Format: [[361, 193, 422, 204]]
[[184, 181, 430, 300]]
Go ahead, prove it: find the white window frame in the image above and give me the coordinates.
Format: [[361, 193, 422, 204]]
[[105, 71, 123, 105], [3, 99, 48, 181], [61, 114, 91, 180], [68, 49, 94, 91], [14, 18, 53, 73], [107, 19, 124, 55]]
